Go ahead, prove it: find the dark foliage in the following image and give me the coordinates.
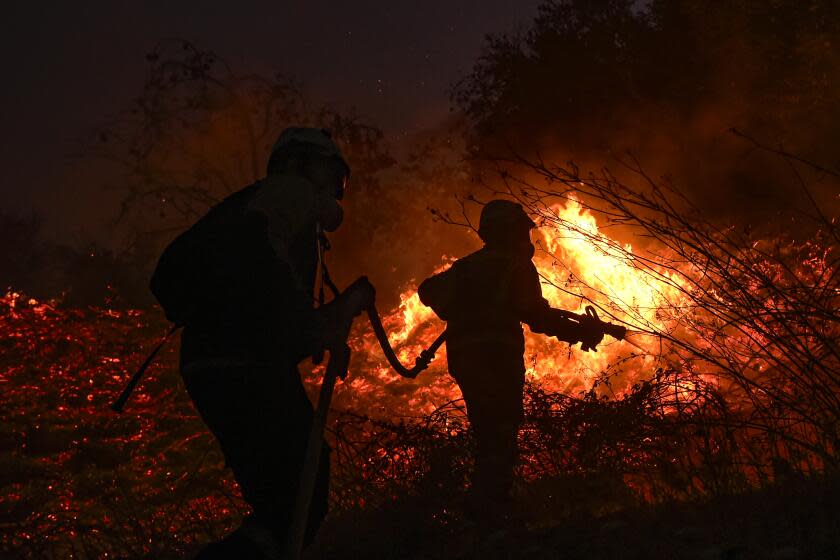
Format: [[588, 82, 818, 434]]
[[0, 211, 154, 307], [86, 40, 396, 290], [453, 0, 840, 218], [467, 139, 840, 484], [0, 212, 51, 297], [5, 292, 814, 558]]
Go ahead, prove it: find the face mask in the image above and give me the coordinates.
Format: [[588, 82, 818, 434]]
[[319, 198, 344, 232], [304, 155, 349, 201]]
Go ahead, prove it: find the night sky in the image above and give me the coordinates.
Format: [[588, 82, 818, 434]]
[[1, 1, 542, 235]]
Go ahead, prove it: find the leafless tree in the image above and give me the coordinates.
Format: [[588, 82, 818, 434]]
[[451, 136, 840, 481], [88, 40, 393, 248]]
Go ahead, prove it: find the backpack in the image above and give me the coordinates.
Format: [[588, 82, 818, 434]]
[[149, 184, 259, 325], [149, 227, 205, 325]]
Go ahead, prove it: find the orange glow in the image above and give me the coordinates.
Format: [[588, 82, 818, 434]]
[[324, 197, 690, 417]]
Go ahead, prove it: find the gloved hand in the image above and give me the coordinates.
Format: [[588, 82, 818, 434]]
[[321, 276, 376, 352], [578, 324, 605, 352], [339, 276, 376, 317]]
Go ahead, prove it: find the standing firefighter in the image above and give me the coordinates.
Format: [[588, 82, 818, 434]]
[[418, 200, 620, 516], [149, 128, 372, 558]]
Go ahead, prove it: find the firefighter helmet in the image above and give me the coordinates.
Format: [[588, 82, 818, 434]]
[[271, 127, 344, 159], [267, 127, 350, 199], [478, 200, 536, 245]]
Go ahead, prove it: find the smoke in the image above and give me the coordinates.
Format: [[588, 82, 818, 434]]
[[454, 0, 840, 231], [25, 3, 840, 308]]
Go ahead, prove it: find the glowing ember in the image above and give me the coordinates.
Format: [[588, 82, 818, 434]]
[[0, 291, 244, 556], [2, 192, 834, 556]]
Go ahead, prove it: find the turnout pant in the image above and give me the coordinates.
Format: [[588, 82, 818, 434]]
[[447, 343, 525, 505], [182, 361, 329, 548]]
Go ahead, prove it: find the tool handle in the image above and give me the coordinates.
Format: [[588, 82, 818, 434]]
[[111, 325, 180, 413], [284, 343, 349, 559]]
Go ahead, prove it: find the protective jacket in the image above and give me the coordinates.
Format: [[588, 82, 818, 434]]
[[150, 173, 339, 371], [418, 240, 581, 352], [156, 172, 340, 555]]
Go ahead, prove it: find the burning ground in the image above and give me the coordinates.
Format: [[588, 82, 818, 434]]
[[2, 191, 838, 558], [4, 2, 840, 557]]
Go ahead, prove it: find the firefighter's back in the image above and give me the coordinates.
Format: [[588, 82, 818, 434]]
[[419, 246, 532, 351]]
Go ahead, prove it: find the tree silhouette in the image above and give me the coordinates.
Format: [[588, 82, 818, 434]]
[[454, 0, 840, 218], [89, 40, 395, 265]]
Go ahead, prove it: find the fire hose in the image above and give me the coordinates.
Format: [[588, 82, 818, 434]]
[[284, 277, 444, 559], [285, 295, 624, 559], [109, 302, 445, 412], [111, 276, 624, 559], [365, 305, 447, 378], [317, 248, 446, 379]]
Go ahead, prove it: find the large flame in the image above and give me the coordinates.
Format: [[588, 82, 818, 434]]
[[323, 198, 687, 417], [4, 196, 833, 556]]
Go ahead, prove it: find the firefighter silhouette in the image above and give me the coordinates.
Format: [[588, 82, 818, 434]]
[[149, 128, 372, 558], [419, 200, 604, 513]]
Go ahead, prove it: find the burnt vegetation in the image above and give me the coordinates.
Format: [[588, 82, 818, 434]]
[[3, 1, 840, 558]]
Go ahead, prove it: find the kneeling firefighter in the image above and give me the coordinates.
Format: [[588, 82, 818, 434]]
[[149, 128, 373, 558], [418, 200, 624, 515]]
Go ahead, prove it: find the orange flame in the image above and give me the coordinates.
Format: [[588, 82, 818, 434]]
[[330, 198, 688, 417]]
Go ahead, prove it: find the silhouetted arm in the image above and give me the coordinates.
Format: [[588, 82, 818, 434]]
[[418, 266, 457, 321], [513, 260, 582, 344], [243, 177, 334, 360], [525, 306, 584, 344]]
